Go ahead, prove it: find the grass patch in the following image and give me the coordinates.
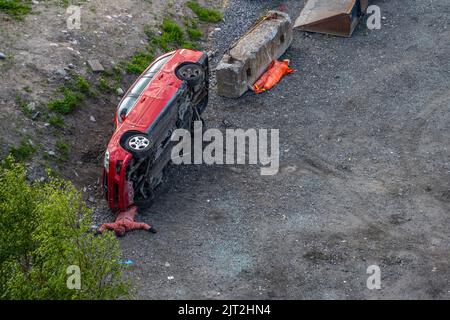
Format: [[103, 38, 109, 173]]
[[48, 89, 83, 115], [0, 0, 32, 18], [158, 18, 186, 49], [55, 140, 70, 162], [98, 77, 115, 93], [187, 27, 202, 41], [74, 76, 91, 95], [102, 66, 122, 82], [125, 51, 155, 74], [48, 115, 65, 128], [126, 18, 195, 74], [186, 1, 223, 23], [16, 96, 33, 118], [47, 75, 92, 115], [9, 138, 36, 162]]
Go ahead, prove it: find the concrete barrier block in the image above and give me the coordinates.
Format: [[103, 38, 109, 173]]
[[216, 11, 293, 98]]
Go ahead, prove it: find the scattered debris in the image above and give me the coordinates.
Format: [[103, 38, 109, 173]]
[[0, 52, 6, 60], [119, 260, 134, 266], [87, 59, 105, 72], [167, 276, 174, 280], [116, 87, 124, 96], [89, 115, 96, 122]]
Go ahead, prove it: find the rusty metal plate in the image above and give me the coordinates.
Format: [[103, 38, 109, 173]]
[[294, 0, 366, 37]]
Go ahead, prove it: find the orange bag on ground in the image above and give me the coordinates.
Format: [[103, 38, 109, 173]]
[[252, 59, 295, 94]]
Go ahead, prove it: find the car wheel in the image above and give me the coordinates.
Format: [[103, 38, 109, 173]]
[[125, 133, 151, 157], [175, 62, 204, 87]]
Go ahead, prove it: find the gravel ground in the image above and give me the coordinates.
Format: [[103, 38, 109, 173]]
[[120, 0, 450, 299]]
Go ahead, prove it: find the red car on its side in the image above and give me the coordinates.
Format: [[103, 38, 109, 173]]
[[103, 49, 209, 212]]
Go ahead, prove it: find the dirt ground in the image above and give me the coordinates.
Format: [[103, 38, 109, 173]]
[[119, 0, 450, 299], [0, 0, 221, 192], [1, 0, 449, 299]]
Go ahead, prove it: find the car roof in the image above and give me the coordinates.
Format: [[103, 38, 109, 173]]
[[115, 49, 203, 130]]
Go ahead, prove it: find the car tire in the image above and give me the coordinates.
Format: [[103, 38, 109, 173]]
[[124, 133, 152, 158], [175, 62, 205, 87]]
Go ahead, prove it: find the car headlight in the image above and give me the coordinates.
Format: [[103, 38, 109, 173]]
[[104, 150, 110, 171]]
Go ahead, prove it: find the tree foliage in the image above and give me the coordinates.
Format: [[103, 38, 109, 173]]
[[0, 157, 128, 299]]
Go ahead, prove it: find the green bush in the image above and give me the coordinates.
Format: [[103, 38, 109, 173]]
[[0, 0, 32, 18], [9, 138, 36, 162], [48, 89, 83, 115], [74, 76, 91, 95], [159, 19, 185, 47], [186, 1, 223, 23], [0, 158, 128, 299]]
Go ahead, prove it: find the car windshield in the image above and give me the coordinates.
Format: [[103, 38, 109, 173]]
[[117, 54, 172, 122]]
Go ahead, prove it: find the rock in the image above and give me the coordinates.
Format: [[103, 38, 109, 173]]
[[214, 27, 222, 32], [87, 59, 104, 72], [0, 52, 6, 60], [68, 63, 75, 69], [88, 196, 95, 203], [32, 111, 40, 120], [89, 115, 96, 122], [27, 102, 36, 111], [207, 50, 218, 59], [55, 68, 67, 77], [47, 151, 56, 156], [222, 119, 232, 128], [116, 87, 124, 96], [167, 276, 174, 280]]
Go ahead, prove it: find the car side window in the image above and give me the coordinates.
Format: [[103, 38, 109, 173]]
[[129, 77, 152, 96], [117, 96, 137, 119], [145, 55, 171, 77], [117, 54, 173, 123]]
